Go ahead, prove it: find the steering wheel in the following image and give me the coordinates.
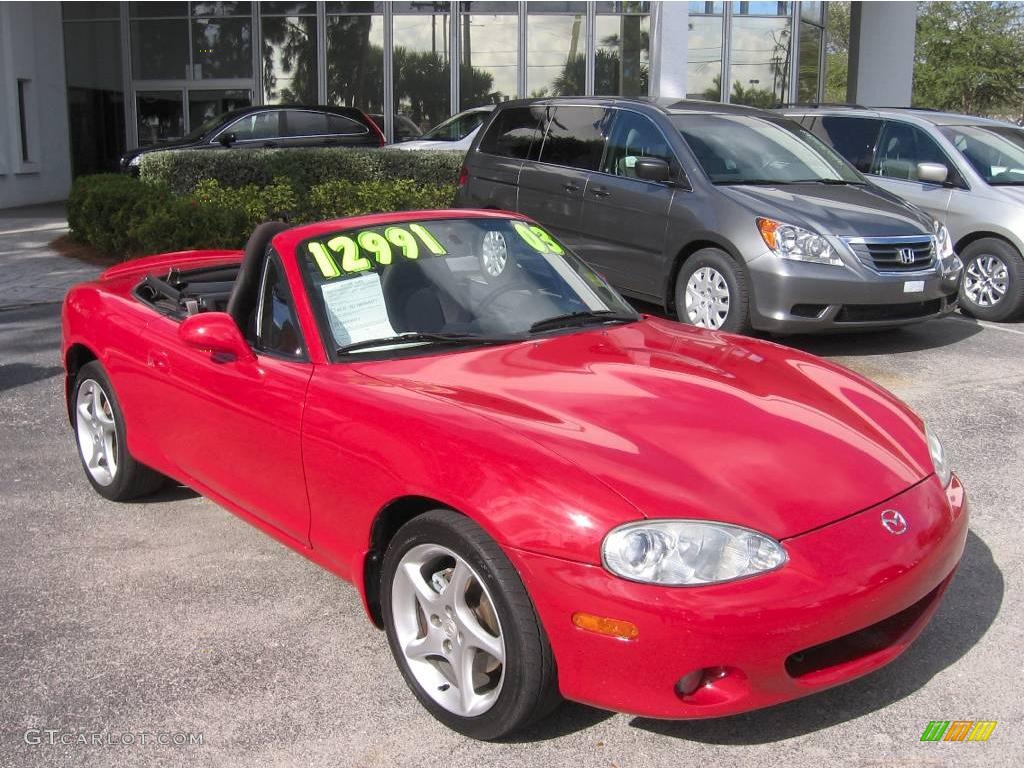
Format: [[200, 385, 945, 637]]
[[475, 280, 530, 315]]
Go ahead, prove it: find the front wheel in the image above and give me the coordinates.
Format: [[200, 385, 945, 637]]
[[72, 361, 165, 501], [958, 238, 1024, 321], [381, 510, 558, 740], [674, 247, 752, 333]]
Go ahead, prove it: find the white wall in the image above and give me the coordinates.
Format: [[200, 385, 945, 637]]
[[0, 2, 72, 209]]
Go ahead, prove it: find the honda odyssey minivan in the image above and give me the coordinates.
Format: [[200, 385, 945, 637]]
[[455, 98, 963, 334]]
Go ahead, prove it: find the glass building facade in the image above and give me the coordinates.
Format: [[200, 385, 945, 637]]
[[61, 1, 825, 177]]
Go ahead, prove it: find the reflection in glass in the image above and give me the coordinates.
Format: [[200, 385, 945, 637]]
[[137, 91, 184, 146], [192, 17, 252, 79], [131, 20, 190, 79], [62, 2, 120, 20], [188, 89, 251, 134], [729, 16, 791, 107], [129, 2, 188, 19], [460, 14, 518, 109], [798, 22, 822, 103], [191, 2, 251, 15], [326, 14, 384, 114], [393, 13, 451, 132], [262, 15, 317, 104], [527, 13, 587, 97], [731, 2, 791, 15], [594, 13, 649, 97], [687, 14, 723, 100], [801, 1, 823, 23], [64, 18, 125, 174]]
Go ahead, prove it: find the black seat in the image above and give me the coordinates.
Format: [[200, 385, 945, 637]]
[[225, 221, 291, 329], [381, 260, 448, 333]]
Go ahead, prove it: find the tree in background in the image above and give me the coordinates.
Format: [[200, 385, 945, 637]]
[[913, 1, 1024, 115], [823, 1, 850, 103]]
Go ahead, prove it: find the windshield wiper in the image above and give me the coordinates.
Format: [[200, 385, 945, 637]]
[[528, 310, 637, 334], [792, 178, 864, 185], [337, 332, 519, 355], [712, 179, 794, 186]]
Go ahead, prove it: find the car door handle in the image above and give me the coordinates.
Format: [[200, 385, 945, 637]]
[[590, 187, 611, 198], [147, 350, 170, 373], [563, 183, 580, 193]]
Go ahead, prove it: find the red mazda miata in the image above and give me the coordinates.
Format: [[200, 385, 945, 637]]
[[62, 210, 967, 739]]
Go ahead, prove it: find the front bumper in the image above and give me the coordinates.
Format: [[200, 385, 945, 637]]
[[746, 251, 961, 333], [508, 474, 967, 720]]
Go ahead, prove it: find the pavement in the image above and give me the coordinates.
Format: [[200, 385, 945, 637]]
[[0, 208, 1021, 767]]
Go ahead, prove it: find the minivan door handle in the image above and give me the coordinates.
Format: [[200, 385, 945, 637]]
[[590, 187, 611, 198], [563, 182, 580, 193]]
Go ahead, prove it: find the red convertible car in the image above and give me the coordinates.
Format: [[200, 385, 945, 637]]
[[62, 210, 967, 740]]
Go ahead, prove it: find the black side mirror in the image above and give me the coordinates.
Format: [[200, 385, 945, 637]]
[[218, 132, 236, 147], [633, 157, 671, 183]]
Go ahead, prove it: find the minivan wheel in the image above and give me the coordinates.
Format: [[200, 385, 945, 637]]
[[675, 248, 751, 333], [958, 238, 1024, 322]]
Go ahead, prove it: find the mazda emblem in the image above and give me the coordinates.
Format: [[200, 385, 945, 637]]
[[880, 509, 909, 535]]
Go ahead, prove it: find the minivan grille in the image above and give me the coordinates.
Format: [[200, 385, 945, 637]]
[[843, 236, 935, 273]]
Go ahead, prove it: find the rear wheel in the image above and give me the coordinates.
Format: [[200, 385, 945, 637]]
[[72, 361, 165, 501], [674, 247, 752, 333], [381, 510, 558, 740], [958, 238, 1024, 321]]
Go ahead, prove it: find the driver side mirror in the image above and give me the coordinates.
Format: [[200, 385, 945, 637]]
[[633, 157, 672, 183], [917, 162, 948, 184], [218, 132, 237, 148], [179, 312, 256, 363]]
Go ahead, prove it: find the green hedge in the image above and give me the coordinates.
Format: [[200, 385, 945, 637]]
[[139, 147, 463, 195], [68, 172, 457, 258]]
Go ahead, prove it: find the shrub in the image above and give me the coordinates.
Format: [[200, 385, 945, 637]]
[[139, 147, 464, 195], [305, 179, 456, 220], [67, 174, 172, 255]]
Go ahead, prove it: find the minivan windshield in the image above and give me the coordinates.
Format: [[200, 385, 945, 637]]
[[940, 124, 1024, 186], [671, 114, 864, 185], [300, 217, 637, 357]]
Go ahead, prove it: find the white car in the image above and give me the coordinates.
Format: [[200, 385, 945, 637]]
[[391, 106, 495, 152]]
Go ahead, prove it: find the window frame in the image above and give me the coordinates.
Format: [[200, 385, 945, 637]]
[[597, 108, 687, 188], [254, 250, 308, 362], [872, 119, 968, 190]]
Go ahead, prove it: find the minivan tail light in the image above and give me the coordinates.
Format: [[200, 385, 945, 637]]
[[458, 164, 469, 188]]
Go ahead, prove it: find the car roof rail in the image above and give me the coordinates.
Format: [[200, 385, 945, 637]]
[[868, 105, 941, 111], [781, 102, 868, 110]]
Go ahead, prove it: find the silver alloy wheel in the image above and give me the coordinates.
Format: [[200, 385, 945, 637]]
[[684, 266, 731, 329], [964, 254, 1009, 307], [391, 543, 506, 717], [75, 379, 118, 486], [480, 231, 508, 277]]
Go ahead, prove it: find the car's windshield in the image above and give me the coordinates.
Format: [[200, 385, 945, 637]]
[[421, 111, 489, 141], [940, 124, 1024, 185], [183, 111, 233, 141], [671, 114, 863, 185], [300, 217, 638, 356]]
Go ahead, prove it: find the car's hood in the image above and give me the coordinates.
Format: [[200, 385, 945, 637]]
[[358, 318, 933, 540], [717, 182, 932, 238]]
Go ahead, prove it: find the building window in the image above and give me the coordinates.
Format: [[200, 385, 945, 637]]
[[129, 3, 251, 82], [526, 2, 587, 98], [393, 2, 452, 134], [688, 2, 723, 100], [261, 2, 317, 104], [797, 20, 822, 103], [136, 91, 185, 145], [17, 80, 31, 163], [728, 1, 792, 107], [326, 3, 384, 118], [459, 2, 519, 110], [595, 2, 650, 97]]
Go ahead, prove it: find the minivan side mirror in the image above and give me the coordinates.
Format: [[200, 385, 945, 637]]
[[218, 132, 237, 147], [633, 157, 672, 183], [179, 312, 255, 363], [917, 162, 948, 184]]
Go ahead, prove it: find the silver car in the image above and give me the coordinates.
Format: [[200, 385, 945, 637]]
[[786, 106, 1024, 321], [456, 98, 963, 334]]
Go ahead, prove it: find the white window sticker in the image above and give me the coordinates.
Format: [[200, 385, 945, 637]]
[[903, 280, 925, 293], [320, 273, 396, 347]]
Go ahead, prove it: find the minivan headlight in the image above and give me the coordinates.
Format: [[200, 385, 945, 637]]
[[756, 218, 843, 266], [932, 219, 954, 260], [128, 155, 142, 168], [925, 424, 952, 487], [602, 520, 787, 586]]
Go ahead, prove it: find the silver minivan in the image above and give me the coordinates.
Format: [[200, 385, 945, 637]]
[[455, 98, 963, 334], [787, 106, 1024, 321]]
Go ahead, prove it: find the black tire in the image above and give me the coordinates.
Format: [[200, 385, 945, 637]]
[[674, 247, 752, 334], [380, 509, 559, 740], [958, 238, 1024, 322], [72, 361, 166, 501]]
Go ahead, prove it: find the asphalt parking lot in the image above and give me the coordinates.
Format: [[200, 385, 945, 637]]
[[1, 293, 1022, 767]]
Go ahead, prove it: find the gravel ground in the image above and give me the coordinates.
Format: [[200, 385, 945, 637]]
[[1, 299, 1021, 768]]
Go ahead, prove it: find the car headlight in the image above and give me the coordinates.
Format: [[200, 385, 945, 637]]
[[925, 424, 952, 487], [128, 155, 141, 168], [602, 520, 787, 586], [931, 219, 962, 277], [756, 218, 843, 266]]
